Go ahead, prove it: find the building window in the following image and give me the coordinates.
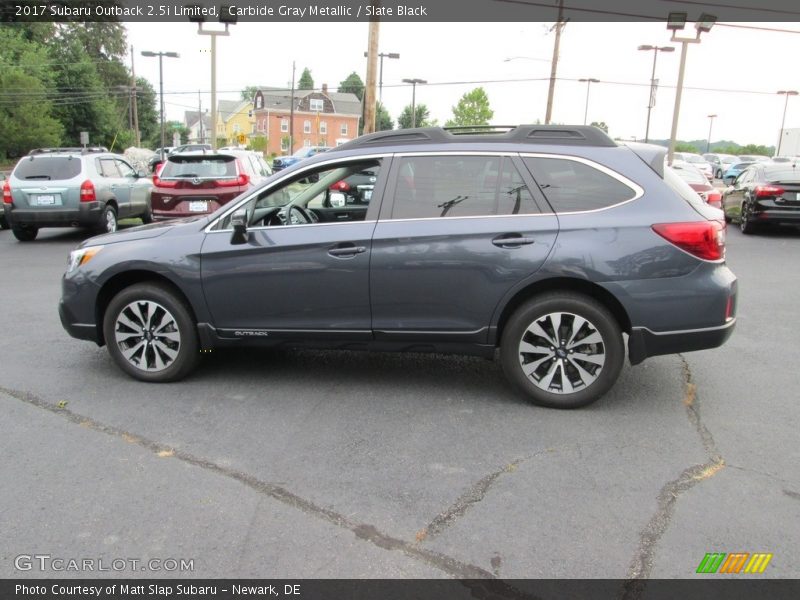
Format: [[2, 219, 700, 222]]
[[255, 95, 262, 109], [320, 121, 327, 134], [340, 122, 348, 136], [233, 123, 240, 134], [303, 139, 311, 147], [281, 118, 289, 133], [281, 137, 289, 152], [304, 120, 311, 134], [310, 98, 324, 112]]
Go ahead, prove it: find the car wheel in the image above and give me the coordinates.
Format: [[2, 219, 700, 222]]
[[500, 293, 624, 409], [740, 202, 756, 234], [0, 214, 9, 230], [141, 201, 154, 225], [103, 283, 199, 382], [11, 224, 38, 242], [96, 204, 118, 234]]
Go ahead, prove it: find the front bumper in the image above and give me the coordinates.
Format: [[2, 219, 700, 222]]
[[59, 299, 100, 343]]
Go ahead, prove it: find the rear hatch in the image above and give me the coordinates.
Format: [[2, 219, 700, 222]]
[[762, 166, 800, 207], [9, 156, 83, 209], [151, 154, 248, 216]]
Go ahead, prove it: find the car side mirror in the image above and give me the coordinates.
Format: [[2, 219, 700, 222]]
[[230, 209, 249, 245], [136, 170, 147, 178]]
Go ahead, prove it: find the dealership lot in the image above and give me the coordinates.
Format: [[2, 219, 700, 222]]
[[0, 225, 797, 580]]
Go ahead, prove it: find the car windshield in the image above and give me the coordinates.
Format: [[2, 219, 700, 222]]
[[721, 157, 738, 164], [685, 155, 706, 163], [733, 162, 754, 171], [160, 156, 236, 178], [14, 156, 82, 180], [673, 166, 707, 185]]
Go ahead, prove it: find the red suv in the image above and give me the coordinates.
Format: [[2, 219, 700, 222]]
[[151, 150, 272, 220]]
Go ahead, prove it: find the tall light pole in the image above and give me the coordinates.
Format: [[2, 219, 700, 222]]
[[666, 12, 716, 165], [141, 50, 179, 160], [193, 10, 236, 151], [402, 78, 427, 128], [776, 90, 798, 156], [637, 44, 674, 143], [364, 50, 400, 103], [579, 78, 599, 126], [706, 114, 717, 153]]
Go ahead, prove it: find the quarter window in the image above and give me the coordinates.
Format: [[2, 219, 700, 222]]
[[522, 157, 637, 212], [390, 156, 541, 219]]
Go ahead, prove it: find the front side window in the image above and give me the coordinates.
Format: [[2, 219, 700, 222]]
[[390, 155, 541, 219], [522, 156, 637, 212], [115, 159, 136, 177], [98, 158, 121, 178]]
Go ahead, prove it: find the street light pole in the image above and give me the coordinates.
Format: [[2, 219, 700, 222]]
[[706, 114, 717, 153], [776, 90, 798, 156], [402, 78, 427, 128], [666, 12, 716, 165], [579, 78, 599, 126], [141, 50, 179, 161], [638, 44, 675, 143], [364, 51, 400, 102], [195, 12, 236, 151]]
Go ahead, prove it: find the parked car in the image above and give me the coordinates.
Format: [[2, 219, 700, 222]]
[[272, 146, 331, 171], [0, 173, 7, 230], [738, 154, 770, 163], [173, 144, 212, 154], [722, 161, 800, 233], [681, 153, 714, 181], [670, 160, 722, 209], [148, 146, 176, 173], [59, 126, 736, 409], [3, 148, 153, 241], [722, 161, 756, 184], [150, 150, 272, 221], [703, 153, 739, 179]]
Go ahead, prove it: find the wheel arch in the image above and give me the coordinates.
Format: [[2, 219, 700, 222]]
[[95, 270, 198, 345], [493, 277, 632, 347]]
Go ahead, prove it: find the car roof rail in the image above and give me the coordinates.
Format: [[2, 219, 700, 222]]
[[330, 125, 617, 152], [28, 147, 109, 155]]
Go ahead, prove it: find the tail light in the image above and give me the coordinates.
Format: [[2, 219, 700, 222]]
[[330, 180, 351, 192], [2, 180, 11, 204], [652, 220, 726, 261], [79, 180, 96, 203], [754, 185, 784, 198], [152, 174, 178, 188], [216, 161, 249, 187], [704, 190, 722, 209]]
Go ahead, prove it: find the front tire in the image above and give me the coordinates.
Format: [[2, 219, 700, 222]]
[[103, 283, 199, 382], [12, 224, 38, 241], [500, 293, 624, 409]]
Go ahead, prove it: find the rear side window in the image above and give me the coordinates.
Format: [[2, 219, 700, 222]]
[[14, 157, 81, 181], [390, 155, 541, 219], [160, 157, 236, 179], [523, 156, 637, 212]]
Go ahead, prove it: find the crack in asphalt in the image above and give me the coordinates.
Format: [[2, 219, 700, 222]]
[[621, 355, 725, 600], [0, 386, 495, 580], [784, 489, 800, 502]]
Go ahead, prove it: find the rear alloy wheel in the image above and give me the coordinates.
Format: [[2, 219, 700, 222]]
[[141, 200, 154, 224], [11, 224, 38, 242], [96, 204, 118, 235], [500, 293, 624, 409], [740, 202, 756, 234], [103, 283, 199, 382]]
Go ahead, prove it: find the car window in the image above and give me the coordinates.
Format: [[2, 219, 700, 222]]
[[390, 156, 540, 219], [161, 157, 236, 178], [115, 159, 136, 177], [523, 156, 637, 212], [14, 156, 82, 180], [98, 158, 121, 178]]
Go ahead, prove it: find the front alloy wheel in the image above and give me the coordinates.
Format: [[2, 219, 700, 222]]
[[740, 202, 756, 234], [501, 293, 623, 408]]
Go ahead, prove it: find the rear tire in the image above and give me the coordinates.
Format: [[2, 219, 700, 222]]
[[12, 224, 38, 241], [0, 215, 9, 230], [96, 204, 118, 235], [103, 283, 199, 382], [141, 199, 154, 224], [740, 202, 756, 234], [500, 293, 624, 409]]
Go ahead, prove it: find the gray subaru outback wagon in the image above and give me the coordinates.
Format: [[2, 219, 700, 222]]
[[59, 126, 736, 408]]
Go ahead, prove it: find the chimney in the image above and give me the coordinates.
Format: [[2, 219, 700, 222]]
[[322, 83, 328, 94]]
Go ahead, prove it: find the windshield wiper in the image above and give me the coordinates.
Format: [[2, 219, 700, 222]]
[[437, 195, 467, 217]]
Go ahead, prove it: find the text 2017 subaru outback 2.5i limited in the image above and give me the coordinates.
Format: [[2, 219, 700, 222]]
[[59, 126, 736, 408]]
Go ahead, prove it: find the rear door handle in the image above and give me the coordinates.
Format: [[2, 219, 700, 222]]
[[328, 244, 367, 258], [492, 234, 535, 248]]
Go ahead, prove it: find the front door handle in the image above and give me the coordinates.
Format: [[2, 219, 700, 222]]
[[328, 244, 367, 258], [492, 234, 535, 248]]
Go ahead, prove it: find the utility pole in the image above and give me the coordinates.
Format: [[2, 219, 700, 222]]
[[198, 90, 203, 144], [545, 0, 565, 124], [289, 61, 296, 153], [130, 45, 140, 146], [363, 17, 380, 134]]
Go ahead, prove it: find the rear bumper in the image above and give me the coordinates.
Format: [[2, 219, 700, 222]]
[[5, 202, 102, 227], [628, 319, 736, 365], [754, 208, 800, 224]]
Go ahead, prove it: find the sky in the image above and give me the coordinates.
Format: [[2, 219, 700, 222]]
[[125, 21, 800, 148]]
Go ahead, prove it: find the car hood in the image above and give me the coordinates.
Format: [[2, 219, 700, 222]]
[[79, 216, 208, 248]]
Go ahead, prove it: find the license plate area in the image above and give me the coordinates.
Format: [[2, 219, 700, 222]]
[[33, 194, 60, 206], [188, 200, 209, 212]]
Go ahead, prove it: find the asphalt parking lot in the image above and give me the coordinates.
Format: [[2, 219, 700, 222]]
[[0, 222, 798, 582]]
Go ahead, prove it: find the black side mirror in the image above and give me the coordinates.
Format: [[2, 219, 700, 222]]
[[230, 209, 249, 245]]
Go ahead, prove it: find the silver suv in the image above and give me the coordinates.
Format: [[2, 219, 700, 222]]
[[3, 148, 154, 241]]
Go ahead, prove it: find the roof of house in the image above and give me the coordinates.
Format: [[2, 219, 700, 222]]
[[255, 87, 362, 116], [217, 99, 251, 122], [183, 111, 211, 130]]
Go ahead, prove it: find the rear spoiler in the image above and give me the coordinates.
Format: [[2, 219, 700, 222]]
[[623, 142, 667, 178]]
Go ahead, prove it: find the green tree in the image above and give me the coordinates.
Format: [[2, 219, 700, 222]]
[[444, 87, 493, 129], [240, 85, 259, 103], [738, 144, 772, 156], [675, 142, 699, 153], [398, 104, 432, 129], [376, 101, 393, 131], [338, 72, 364, 101], [133, 77, 159, 147], [298, 68, 314, 90], [590, 121, 608, 133]]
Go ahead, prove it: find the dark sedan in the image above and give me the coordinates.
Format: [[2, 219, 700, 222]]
[[722, 162, 800, 233]]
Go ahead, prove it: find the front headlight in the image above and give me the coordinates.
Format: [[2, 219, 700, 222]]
[[67, 246, 104, 273]]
